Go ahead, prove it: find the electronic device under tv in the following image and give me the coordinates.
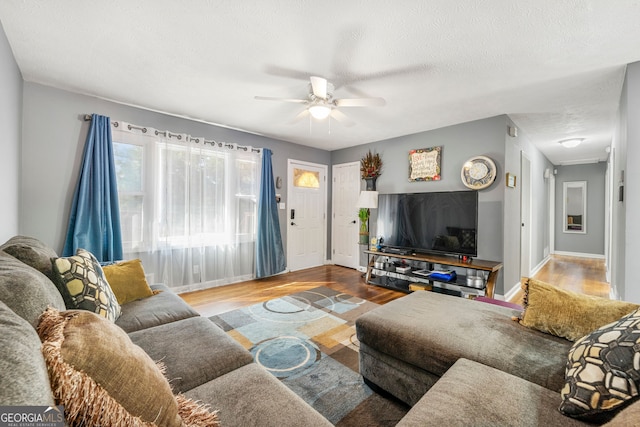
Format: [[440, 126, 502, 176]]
[[376, 190, 479, 257]]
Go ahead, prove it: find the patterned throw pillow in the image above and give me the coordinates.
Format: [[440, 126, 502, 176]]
[[51, 249, 121, 321], [560, 307, 640, 419]]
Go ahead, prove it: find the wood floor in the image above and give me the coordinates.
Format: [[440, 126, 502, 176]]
[[180, 265, 406, 317], [180, 255, 610, 317], [509, 255, 610, 304]]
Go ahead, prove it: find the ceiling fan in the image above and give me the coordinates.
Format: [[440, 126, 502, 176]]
[[255, 76, 385, 126]]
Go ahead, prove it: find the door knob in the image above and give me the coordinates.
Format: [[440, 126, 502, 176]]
[[351, 220, 357, 224], [291, 221, 296, 226]]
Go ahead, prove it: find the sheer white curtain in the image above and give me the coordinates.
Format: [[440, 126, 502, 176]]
[[112, 122, 261, 293]]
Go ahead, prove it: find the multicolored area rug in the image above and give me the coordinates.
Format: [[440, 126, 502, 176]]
[[209, 286, 409, 426]]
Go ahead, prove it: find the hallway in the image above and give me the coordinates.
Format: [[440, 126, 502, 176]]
[[509, 255, 610, 304]]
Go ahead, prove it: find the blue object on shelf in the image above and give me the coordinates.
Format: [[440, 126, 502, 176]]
[[429, 270, 457, 282]]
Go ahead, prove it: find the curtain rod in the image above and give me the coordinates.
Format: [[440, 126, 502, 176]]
[[83, 114, 262, 153]]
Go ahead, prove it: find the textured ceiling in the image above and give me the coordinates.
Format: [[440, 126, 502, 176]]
[[1, 1, 638, 164]]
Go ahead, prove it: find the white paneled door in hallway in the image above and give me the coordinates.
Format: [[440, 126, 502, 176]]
[[331, 162, 360, 270]]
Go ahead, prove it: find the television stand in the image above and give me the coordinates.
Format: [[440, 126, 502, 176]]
[[380, 247, 412, 255], [364, 251, 503, 299]]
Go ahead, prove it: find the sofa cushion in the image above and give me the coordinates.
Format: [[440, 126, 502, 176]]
[[129, 316, 254, 392], [359, 341, 440, 406], [0, 300, 55, 405], [560, 307, 640, 419], [37, 308, 219, 427], [115, 284, 199, 332], [102, 259, 154, 304], [397, 358, 588, 427], [517, 278, 639, 341], [51, 248, 121, 321], [185, 363, 333, 427], [605, 398, 640, 426], [0, 250, 66, 327], [356, 290, 572, 393], [0, 235, 59, 282]]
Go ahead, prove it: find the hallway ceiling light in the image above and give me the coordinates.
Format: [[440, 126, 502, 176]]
[[559, 138, 584, 148]]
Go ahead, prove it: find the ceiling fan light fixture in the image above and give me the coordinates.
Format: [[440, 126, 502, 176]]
[[559, 138, 584, 148], [308, 105, 332, 120]]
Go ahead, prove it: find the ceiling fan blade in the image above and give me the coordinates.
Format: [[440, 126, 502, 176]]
[[264, 65, 312, 81], [333, 64, 430, 89], [310, 76, 328, 99], [335, 97, 386, 107], [331, 109, 356, 127], [254, 96, 308, 103], [288, 109, 309, 124]]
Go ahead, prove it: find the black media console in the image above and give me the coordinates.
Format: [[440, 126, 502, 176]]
[[364, 250, 503, 299]]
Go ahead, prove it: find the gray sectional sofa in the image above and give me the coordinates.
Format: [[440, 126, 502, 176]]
[[0, 236, 331, 426], [356, 290, 640, 426], [7, 232, 638, 426]]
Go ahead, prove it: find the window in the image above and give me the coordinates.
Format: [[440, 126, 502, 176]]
[[112, 124, 260, 291], [113, 142, 145, 251], [294, 168, 320, 188], [115, 139, 258, 248], [235, 158, 258, 237]]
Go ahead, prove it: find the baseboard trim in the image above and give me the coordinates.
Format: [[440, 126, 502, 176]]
[[503, 281, 522, 302], [501, 257, 550, 302], [609, 287, 619, 301], [529, 255, 551, 278], [553, 251, 605, 259]]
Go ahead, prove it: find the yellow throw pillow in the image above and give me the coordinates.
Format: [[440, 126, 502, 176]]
[[516, 278, 639, 341], [102, 259, 154, 304]]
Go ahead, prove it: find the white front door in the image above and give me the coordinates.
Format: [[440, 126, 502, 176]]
[[332, 162, 360, 269], [287, 160, 327, 271]]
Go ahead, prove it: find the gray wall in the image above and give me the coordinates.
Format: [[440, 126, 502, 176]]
[[554, 163, 606, 255], [528, 143, 555, 270], [610, 77, 626, 299], [331, 115, 507, 294], [622, 62, 640, 302], [20, 82, 330, 254], [503, 118, 555, 293], [0, 21, 21, 242]]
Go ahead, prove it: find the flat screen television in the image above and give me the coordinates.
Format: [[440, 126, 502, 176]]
[[376, 190, 479, 257]]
